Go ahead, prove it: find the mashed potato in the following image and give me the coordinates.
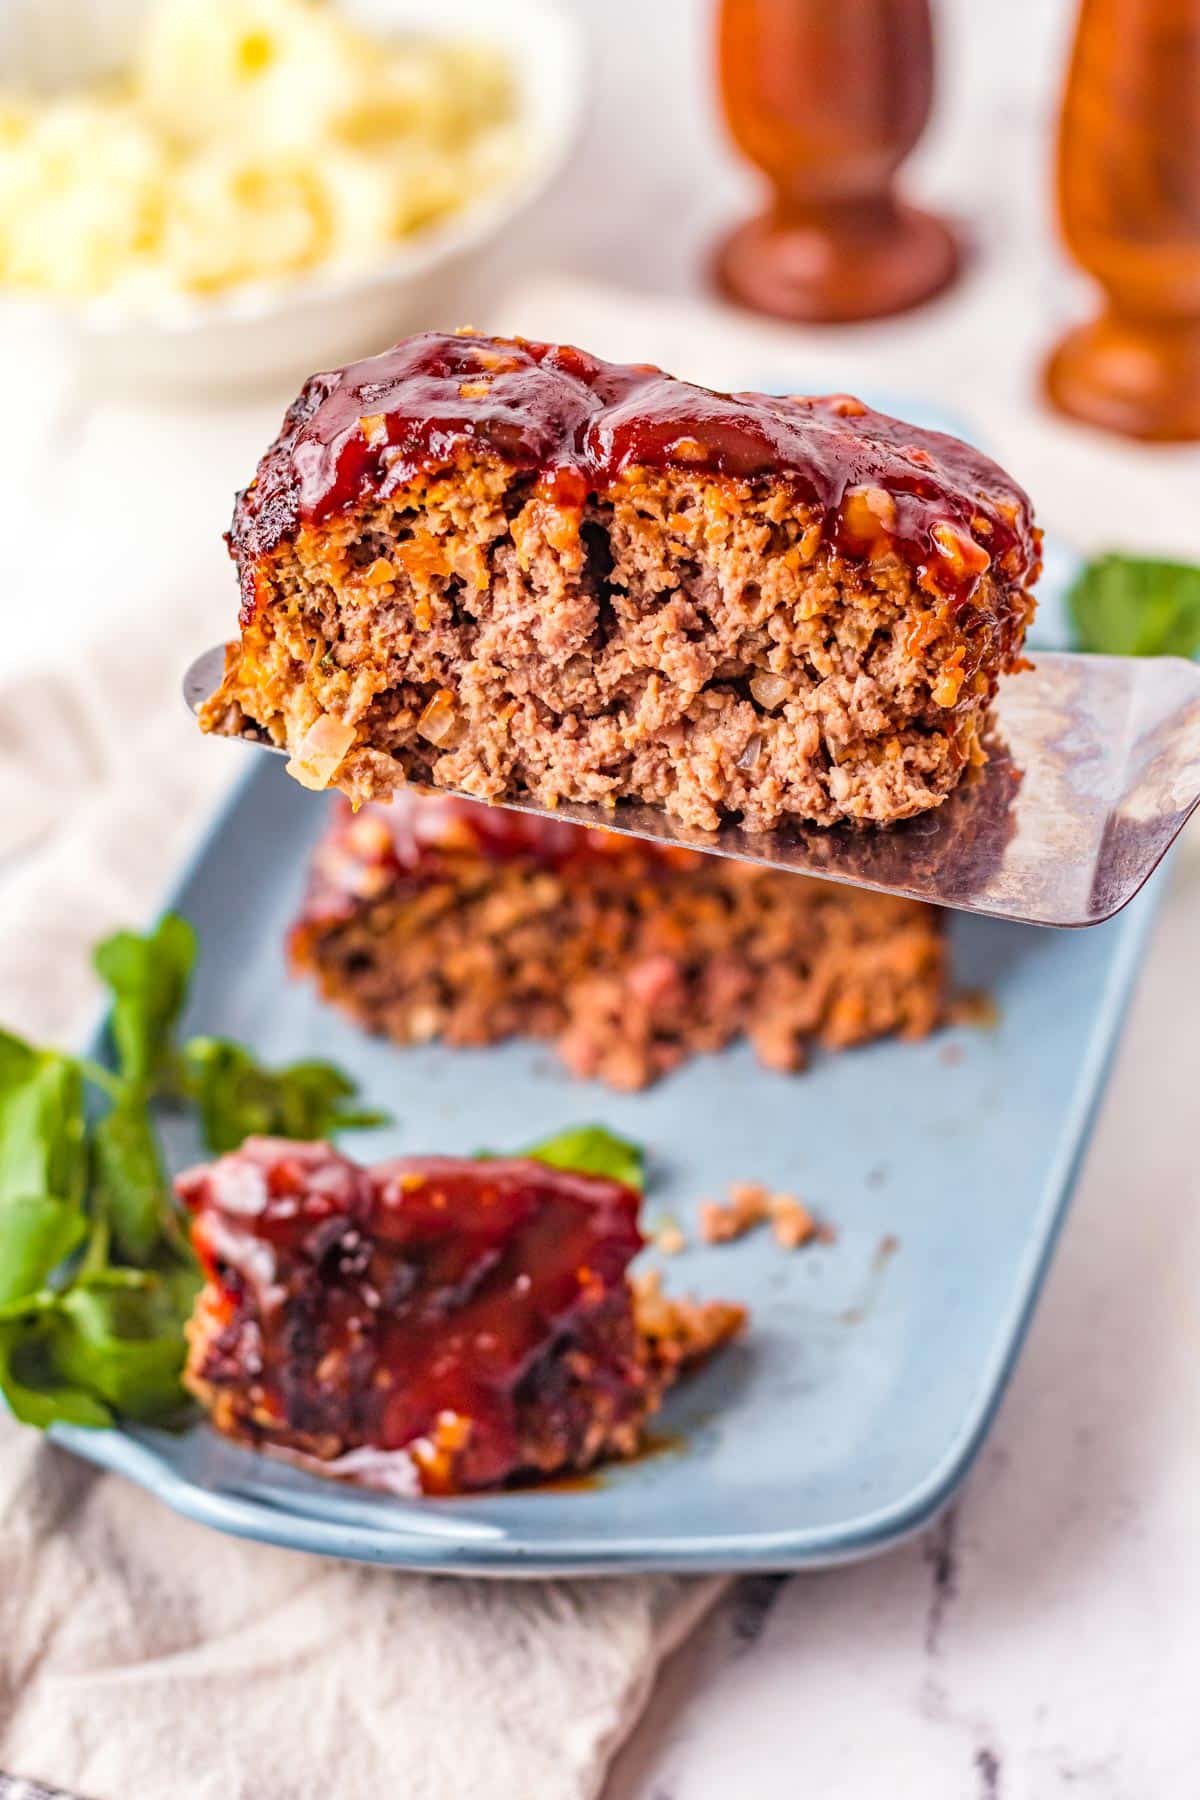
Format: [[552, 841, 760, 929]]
[[0, 0, 525, 305]]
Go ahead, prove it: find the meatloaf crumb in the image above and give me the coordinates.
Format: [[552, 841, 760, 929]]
[[698, 1182, 822, 1249], [200, 330, 1041, 831], [700, 1183, 772, 1243], [289, 790, 947, 1091], [631, 1270, 747, 1377], [769, 1195, 820, 1250], [178, 1137, 743, 1494]]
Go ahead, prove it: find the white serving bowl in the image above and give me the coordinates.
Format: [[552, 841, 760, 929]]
[[0, 0, 584, 389]]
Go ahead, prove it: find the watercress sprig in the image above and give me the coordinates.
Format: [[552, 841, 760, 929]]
[[0, 913, 388, 1430]]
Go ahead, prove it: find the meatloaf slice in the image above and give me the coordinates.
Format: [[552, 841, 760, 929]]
[[290, 791, 947, 1090], [199, 330, 1041, 831], [178, 1137, 743, 1494]]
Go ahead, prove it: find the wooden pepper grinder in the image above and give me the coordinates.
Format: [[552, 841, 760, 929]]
[[1045, 0, 1200, 441], [713, 0, 958, 323]]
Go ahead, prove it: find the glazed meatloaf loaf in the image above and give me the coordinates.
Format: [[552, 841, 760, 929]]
[[290, 791, 947, 1090], [179, 1137, 743, 1493], [199, 330, 1041, 831]]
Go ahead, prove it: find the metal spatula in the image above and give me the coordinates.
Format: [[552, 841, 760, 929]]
[[183, 645, 1200, 929]]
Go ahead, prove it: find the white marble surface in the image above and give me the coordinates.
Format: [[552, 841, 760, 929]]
[[2, 2, 1199, 1794], [518, 6, 1200, 1796]]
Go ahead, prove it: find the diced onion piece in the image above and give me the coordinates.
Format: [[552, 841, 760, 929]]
[[286, 713, 356, 790], [932, 668, 965, 708], [737, 733, 763, 770], [417, 689, 458, 746], [749, 672, 790, 712]]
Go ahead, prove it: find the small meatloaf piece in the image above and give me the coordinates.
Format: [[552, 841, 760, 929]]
[[178, 1137, 742, 1493], [288, 791, 946, 1090], [200, 330, 1041, 831]]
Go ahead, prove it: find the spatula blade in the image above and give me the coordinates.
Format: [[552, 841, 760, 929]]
[[182, 647, 1200, 928]]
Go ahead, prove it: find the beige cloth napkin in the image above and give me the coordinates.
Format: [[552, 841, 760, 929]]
[[0, 349, 720, 1800], [0, 1421, 716, 1799]]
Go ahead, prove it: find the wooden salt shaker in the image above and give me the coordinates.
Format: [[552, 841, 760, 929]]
[[713, 0, 958, 323], [1045, 0, 1200, 442]]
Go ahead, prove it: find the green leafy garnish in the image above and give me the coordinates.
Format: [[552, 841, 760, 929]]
[[0, 1197, 88, 1308], [93, 914, 197, 1092], [0, 912, 387, 1434], [1068, 554, 1200, 659], [91, 1093, 170, 1264], [184, 1038, 389, 1154], [0, 1320, 114, 1429], [515, 1124, 645, 1190], [0, 1034, 86, 1209], [46, 1283, 191, 1421]]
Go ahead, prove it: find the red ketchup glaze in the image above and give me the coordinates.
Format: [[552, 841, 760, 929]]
[[292, 793, 700, 936], [230, 331, 1040, 620], [178, 1137, 643, 1492], [358, 788, 611, 869]]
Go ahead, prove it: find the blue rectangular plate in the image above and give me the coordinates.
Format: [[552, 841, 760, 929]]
[[51, 750, 1162, 1574], [50, 477, 1157, 1573]]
